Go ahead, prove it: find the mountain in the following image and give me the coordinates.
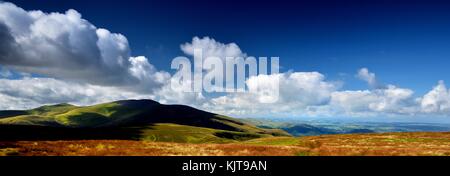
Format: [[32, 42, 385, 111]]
[[242, 118, 339, 136], [346, 129, 375, 134], [0, 100, 289, 142], [281, 124, 337, 136]]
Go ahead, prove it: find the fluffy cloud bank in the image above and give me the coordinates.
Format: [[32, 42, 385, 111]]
[[201, 65, 450, 118], [204, 72, 339, 116], [330, 85, 416, 116], [0, 77, 152, 110], [0, 2, 169, 92], [330, 68, 450, 116]]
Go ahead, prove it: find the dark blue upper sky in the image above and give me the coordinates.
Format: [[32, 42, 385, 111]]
[[8, 0, 450, 94]]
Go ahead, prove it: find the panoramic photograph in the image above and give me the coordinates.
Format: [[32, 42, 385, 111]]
[[1, 0, 450, 161]]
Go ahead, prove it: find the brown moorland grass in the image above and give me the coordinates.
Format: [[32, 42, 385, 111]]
[[1, 132, 450, 156], [0, 140, 304, 156], [300, 132, 450, 156]]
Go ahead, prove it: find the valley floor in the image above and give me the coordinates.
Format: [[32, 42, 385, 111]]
[[1, 132, 450, 156]]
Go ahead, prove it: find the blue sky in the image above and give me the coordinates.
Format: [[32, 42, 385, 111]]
[[2, 0, 450, 120], [9, 0, 450, 94]]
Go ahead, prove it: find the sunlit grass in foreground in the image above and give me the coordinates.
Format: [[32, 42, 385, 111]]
[[1, 132, 450, 156]]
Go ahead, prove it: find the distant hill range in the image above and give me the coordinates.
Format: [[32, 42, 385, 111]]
[[242, 118, 450, 137], [0, 100, 289, 142]]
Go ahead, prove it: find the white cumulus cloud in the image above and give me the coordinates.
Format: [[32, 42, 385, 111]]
[[205, 72, 339, 117], [420, 81, 450, 114], [0, 2, 168, 92], [356, 68, 383, 88], [181, 36, 245, 59]]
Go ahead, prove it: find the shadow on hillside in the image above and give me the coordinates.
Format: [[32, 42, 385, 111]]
[[0, 125, 148, 141], [0, 110, 28, 119], [121, 104, 244, 132]]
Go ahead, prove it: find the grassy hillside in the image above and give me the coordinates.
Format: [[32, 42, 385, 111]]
[[0, 100, 289, 142], [138, 123, 272, 143], [0, 101, 151, 127]]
